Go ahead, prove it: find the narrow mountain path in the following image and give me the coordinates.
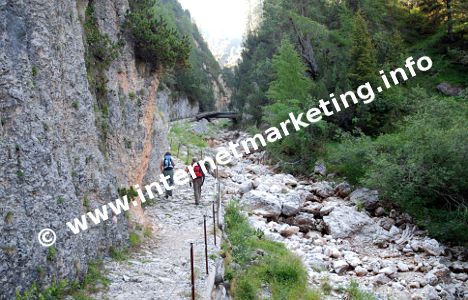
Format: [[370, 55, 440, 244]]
[[93, 159, 219, 300]]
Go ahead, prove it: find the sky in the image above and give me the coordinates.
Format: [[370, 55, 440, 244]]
[[178, 0, 249, 42]]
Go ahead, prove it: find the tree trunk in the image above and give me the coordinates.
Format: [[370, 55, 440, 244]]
[[289, 16, 319, 79], [446, 0, 454, 41]]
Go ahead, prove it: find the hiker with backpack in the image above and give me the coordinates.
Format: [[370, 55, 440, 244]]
[[161, 152, 175, 199], [186, 157, 204, 205]]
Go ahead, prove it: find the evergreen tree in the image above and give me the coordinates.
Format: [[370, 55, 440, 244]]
[[348, 11, 377, 86], [267, 39, 314, 105]]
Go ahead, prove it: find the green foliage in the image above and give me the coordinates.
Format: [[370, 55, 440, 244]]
[[4, 211, 13, 224], [320, 277, 332, 295], [117, 186, 139, 200], [83, 196, 90, 212], [263, 39, 329, 174], [126, 0, 190, 70], [224, 201, 318, 299], [16, 261, 108, 300], [346, 280, 376, 300], [129, 232, 142, 247], [267, 39, 314, 103], [143, 227, 153, 238], [31, 66, 38, 77], [47, 246, 57, 261], [329, 95, 468, 244], [169, 122, 207, 158], [109, 246, 129, 261], [72, 101, 80, 110]]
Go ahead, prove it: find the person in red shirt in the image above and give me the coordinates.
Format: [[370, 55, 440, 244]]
[[186, 157, 204, 205]]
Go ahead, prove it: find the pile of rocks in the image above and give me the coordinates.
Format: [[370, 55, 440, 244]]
[[212, 131, 467, 300]]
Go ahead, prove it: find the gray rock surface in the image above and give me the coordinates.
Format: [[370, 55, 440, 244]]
[[436, 82, 463, 96], [323, 205, 379, 239], [240, 190, 282, 218], [349, 188, 380, 211], [0, 0, 213, 296]]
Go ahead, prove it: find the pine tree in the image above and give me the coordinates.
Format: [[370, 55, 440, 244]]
[[348, 11, 377, 86], [267, 39, 314, 105]]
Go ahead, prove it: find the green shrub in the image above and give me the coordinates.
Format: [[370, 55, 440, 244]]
[[4, 211, 13, 224], [47, 246, 57, 261], [346, 280, 376, 300], [329, 95, 468, 245], [109, 246, 129, 261], [72, 100, 80, 110], [129, 232, 142, 247], [362, 96, 468, 244]]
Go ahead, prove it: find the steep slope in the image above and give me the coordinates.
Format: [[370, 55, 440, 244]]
[[0, 0, 224, 297]]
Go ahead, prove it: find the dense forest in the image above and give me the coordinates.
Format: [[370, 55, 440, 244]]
[[226, 0, 467, 245]]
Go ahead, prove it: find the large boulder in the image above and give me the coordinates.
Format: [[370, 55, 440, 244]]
[[279, 225, 300, 237], [285, 213, 316, 232], [334, 182, 352, 198], [239, 181, 253, 194], [240, 190, 281, 218], [279, 191, 305, 217], [309, 181, 334, 198], [314, 162, 327, 176], [301, 202, 323, 215], [410, 239, 444, 256], [333, 260, 349, 275], [323, 205, 379, 239], [436, 82, 463, 96], [349, 188, 380, 211]]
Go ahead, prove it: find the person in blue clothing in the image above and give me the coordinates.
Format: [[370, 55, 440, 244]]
[[160, 152, 175, 199]]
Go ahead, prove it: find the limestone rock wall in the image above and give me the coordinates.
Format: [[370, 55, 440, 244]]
[[0, 0, 198, 297]]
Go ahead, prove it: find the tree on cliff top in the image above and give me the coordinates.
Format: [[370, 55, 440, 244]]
[[126, 0, 191, 70]]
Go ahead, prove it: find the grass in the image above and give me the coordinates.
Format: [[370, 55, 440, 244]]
[[47, 246, 57, 261], [169, 122, 208, 160], [129, 232, 142, 248], [320, 277, 332, 295], [224, 200, 378, 299], [4, 211, 13, 224], [143, 227, 153, 238], [109, 246, 129, 261], [57, 196, 65, 205], [16, 261, 109, 300], [224, 200, 320, 300], [346, 280, 377, 300]]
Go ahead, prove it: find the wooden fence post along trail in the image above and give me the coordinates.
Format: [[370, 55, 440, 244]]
[[212, 201, 217, 246], [203, 215, 209, 275], [190, 242, 195, 300]]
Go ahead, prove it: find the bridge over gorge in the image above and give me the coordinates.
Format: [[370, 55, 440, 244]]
[[195, 111, 239, 123]]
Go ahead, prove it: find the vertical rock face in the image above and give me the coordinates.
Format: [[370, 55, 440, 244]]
[[157, 87, 199, 121], [0, 0, 199, 297]]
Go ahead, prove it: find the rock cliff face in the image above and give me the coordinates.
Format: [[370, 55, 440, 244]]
[[0, 0, 210, 297]]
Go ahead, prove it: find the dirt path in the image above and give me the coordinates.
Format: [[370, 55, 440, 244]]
[[94, 159, 219, 300]]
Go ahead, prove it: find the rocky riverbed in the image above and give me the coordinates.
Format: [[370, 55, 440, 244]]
[[212, 130, 467, 300]]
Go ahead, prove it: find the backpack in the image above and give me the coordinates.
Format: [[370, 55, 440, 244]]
[[163, 155, 173, 170], [193, 164, 204, 178]]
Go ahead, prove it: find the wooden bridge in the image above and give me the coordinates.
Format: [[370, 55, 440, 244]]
[[195, 111, 239, 123]]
